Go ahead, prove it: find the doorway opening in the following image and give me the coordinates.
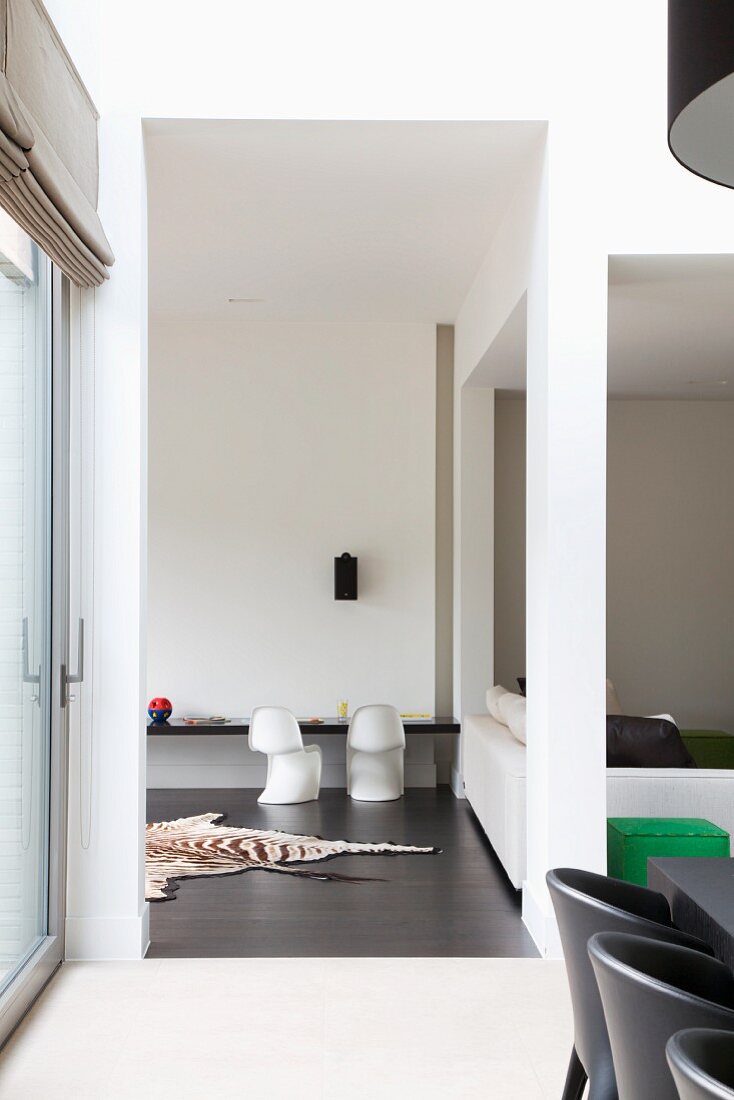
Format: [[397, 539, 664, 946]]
[[144, 119, 544, 958]]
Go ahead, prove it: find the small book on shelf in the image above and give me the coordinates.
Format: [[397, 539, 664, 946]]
[[182, 716, 229, 725]]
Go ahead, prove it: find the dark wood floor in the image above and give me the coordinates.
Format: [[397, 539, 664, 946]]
[[145, 787, 538, 958]]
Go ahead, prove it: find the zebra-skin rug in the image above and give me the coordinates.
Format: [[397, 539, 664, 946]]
[[146, 813, 440, 901]]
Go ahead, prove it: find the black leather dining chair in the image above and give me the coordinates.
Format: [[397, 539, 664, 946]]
[[548, 868, 713, 1100], [588, 932, 734, 1100], [666, 1028, 734, 1099]]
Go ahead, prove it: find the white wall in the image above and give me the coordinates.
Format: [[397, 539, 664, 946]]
[[523, 151, 609, 956], [434, 324, 454, 716], [148, 321, 437, 718], [495, 398, 734, 733], [494, 398, 526, 692], [607, 401, 734, 730], [451, 148, 543, 728], [454, 385, 495, 720]]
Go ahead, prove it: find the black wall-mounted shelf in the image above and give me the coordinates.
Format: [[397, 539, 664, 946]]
[[147, 717, 460, 736]]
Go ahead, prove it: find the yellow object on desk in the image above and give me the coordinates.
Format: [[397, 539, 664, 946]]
[[400, 713, 433, 719]]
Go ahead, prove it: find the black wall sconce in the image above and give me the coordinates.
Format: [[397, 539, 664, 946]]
[[334, 552, 358, 600], [668, 1, 734, 188]]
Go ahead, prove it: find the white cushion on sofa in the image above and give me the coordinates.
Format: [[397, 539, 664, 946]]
[[606, 679, 623, 715], [498, 691, 524, 727], [647, 713, 678, 728], [486, 685, 510, 722], [501, 695, 527, 745]]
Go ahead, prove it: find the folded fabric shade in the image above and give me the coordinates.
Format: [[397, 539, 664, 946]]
[[0, 0, 113, 286]]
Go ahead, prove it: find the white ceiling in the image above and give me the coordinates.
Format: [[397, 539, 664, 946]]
[[607, 255, 734, 399], [146, 123, 733, 398], [489, 256, 734, 401], [145, 119, 545, 324]]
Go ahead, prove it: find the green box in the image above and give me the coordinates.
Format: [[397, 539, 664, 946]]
[[607, 817, 730, 886], [680, 729, 734, 770]]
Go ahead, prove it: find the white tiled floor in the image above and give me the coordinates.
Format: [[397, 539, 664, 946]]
[[0, 958, 572, 1099]]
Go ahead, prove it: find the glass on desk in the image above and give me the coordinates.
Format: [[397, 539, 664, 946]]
[[336, 699, 349, 722]]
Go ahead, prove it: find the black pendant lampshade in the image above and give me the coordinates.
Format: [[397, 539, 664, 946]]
[[668, 1, 734, 187]]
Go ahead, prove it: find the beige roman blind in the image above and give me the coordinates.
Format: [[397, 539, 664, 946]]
[[0, 0, 113, 286]]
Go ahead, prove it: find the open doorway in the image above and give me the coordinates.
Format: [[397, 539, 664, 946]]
[[143, 119, 542, 957], [601, 254, 734, 882], [490, 296, 527, 697], [606, 255, 734, 768], [473, 296, 531, 894]]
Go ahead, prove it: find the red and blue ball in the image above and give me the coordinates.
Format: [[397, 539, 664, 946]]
[[148, 697, 172, 724]]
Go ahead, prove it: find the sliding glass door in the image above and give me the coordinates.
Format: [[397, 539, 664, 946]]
[[0, 219, 66, 1032]]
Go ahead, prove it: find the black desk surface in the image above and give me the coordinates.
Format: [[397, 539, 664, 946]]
[[648, 857, 734, 968], [147, 717, 460, 736]]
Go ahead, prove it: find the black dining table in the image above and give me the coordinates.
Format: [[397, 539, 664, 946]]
[[648, 857, 734, 969]]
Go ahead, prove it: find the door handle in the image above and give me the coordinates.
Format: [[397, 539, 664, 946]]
[[61, 617, 84, 707], [22, 617, 41, 705]]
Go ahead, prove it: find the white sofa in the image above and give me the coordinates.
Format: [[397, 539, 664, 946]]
[[462, 713, 734, 889]]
